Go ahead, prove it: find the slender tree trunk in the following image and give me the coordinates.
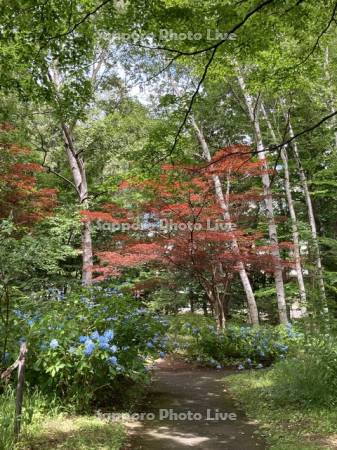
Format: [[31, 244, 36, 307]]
[[62, 124, 93, 285], [48, 70, 93, 285], [221, 275, 231, 320], [286, 119, 326, 302], [281, 148, 307, 304], [210, 268, 226, 330], [81, 220, 93, 285], [191, 117, 259, 325], [215, 288, 225, 330], [260, 103, 307, 307], [236, 69, 288, 324], [14, 342, 27, 440], [204, 286, 219, 327], [203, 272, 226, 330]]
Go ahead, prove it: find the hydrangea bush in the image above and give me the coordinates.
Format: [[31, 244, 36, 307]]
[[2, 285, 168, 409], [169, 315, 303, 369]]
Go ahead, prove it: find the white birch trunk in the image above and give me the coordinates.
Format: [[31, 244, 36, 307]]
[[191, 117, 259, 325], [260, 103, 307, 306], [236, 70, 288, 324], [286, 120, 326, 302], [62, 124, 93, 285]]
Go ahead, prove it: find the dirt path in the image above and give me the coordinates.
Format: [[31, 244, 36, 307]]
[[127, 358, 266, 449]]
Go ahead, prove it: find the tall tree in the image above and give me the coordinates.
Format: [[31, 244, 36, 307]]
[[260, 103, 307, 308], [286, 115, 326, 303], [236, 68, 288, 324]]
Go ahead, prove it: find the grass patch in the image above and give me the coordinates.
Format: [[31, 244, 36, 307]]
[[0, 387, 126, 450], [18, 415, 126, 450], [226, 369, 337, 450]]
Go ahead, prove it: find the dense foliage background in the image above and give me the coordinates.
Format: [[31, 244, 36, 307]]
[[1, 1, 337, 449]]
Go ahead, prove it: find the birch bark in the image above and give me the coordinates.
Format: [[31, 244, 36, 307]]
[[286, 119, 326, 301], [260, 103, 307, 306], [236, 70, 288, 324]]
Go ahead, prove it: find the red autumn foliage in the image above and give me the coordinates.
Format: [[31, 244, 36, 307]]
[[85, 145, 293, 284], [0, 132, 58, 225], [80, 202, 135, 224]]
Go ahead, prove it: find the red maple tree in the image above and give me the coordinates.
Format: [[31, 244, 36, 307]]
[[82, 145, 293, 327], [0, 127, 58, 226]]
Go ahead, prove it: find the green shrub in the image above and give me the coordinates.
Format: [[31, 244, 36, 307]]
[[169, 315, 302, 368], [269, 335, 337, 408], [1, 285, 169, 409]]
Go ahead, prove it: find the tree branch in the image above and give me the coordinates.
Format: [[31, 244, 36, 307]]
[[38, 133, 78, 192], [45, 0, 114, 43]]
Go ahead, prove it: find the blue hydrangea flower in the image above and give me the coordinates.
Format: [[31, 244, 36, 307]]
[[68, 346, 76, 354], [159, 351, 166, 359], [90, 331, 100, 340], [99, 341, 110, 350], [103, 329, 114, 341], [146, 341, 154, 349], [238, 364, 244, 370], [84, 340, 95, 356], [109, 345, 118, 353], [257, 363, 263, 369], [108, 356, 118, 365], [50, 339, 59, 349], [79, 335, 89, 343], [216, 364, 222, 370], [106, 317, 117, 322], [275, 343, 288, 353], [98, 334, 108, 343]]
